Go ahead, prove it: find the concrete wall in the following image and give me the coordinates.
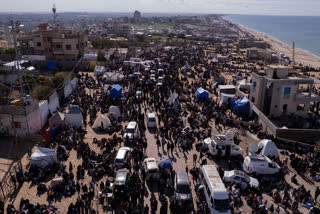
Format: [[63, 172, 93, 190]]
[[48, 91, 60, 114], [39, 100, 49, 128], [276, 128, 320, 144], [0, 74, 18, 85]]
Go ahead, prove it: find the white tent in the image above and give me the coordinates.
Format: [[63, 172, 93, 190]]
[[108, 106, 121, 121], [237, 79, 252, 90], [92, 114, 111, 129], [65, 105, 84, 128], [219, 93, 236, 105], [103, 72, 125, 83], [258, 140, 279, 159], [94, 66, 106, 76], [30, 147, 57, 167]]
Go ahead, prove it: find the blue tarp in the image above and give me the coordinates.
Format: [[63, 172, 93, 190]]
[[158, 158, 173, 169], [69, 105, 81, 114], [195, 87, 209, 101], [49, 125, 61, 137], [110, 84, 122, 98], [231, 97, 250, 116], [47, 61, 58, 70]]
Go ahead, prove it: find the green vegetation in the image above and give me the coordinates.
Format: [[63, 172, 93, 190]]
[[97, 50, 106, 62], [0, 47, 15, 54], [32, 85, 53, 100]]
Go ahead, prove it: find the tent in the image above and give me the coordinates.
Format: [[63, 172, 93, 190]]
[[158, 158, 173, 169], [195, 88, 209, 101], [49, 112, 65, 129], [65, 105, 84, 128], [110, 84, 122, 98], [30, 147, 57, 167], [219, 93, 236, 105], [103, 72, 124, 83], [237, 79, 252, 90], [108, 106, 121, 121], [47, 61, 58, 70], [92, 114, 111, 129], [94, 66, 106, 76], [231, 97, 250, 115], [258, 139, 279, 159]]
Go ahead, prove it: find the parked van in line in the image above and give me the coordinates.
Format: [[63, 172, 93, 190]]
[[114, 147, 132, 169], [114, 169, 130, 198], [174, 171, 193, 211], [243, 153, 280, 176], [199, 165, 231, 214], [143, 158, 160, 180], [147, 113, 157, 128], [123, 121, 139, 142]]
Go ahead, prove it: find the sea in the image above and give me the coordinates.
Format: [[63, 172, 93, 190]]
[[224, 15, 320, 57]]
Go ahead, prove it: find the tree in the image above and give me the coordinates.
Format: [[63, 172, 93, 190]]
[[97, 51, 106, 62]]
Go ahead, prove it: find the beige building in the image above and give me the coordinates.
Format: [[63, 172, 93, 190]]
[[31, 23, 88, 61], [250, 65, 320, 117]]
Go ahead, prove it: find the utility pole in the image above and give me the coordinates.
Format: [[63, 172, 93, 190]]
[[12, 117, 23, 173], [292, 41, 295, 65]]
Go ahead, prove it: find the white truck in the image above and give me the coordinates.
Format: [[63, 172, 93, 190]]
[[205, 130, 243, 158]]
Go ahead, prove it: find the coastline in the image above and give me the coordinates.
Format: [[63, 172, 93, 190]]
[[227, 19, 320, 68]]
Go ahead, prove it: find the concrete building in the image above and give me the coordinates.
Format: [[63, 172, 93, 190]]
[[133, 11, 142, 23], [22, 23, 88, 61], [239, 39, 271, 49], [250, 65, 320, 117]]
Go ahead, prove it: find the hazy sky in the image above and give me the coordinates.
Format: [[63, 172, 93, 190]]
[[1, 0, 320, 16]]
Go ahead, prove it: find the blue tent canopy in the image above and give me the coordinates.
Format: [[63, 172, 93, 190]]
[[158, 158, 173, 169], [231, 97, 250, 116], [47, 61, 58, 70], [195, 87, 209, 101], [110, 84, 122, 98]]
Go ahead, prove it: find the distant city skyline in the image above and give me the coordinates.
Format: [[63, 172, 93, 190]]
[[1, 0, 319, 16]]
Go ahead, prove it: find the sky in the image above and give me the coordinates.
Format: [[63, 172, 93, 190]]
[[1, 0, 320, 16]]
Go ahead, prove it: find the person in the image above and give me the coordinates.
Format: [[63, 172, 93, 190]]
[[185, 165, 189, 175], [193, 154, 197, 166], [315, 186, 320, 201]]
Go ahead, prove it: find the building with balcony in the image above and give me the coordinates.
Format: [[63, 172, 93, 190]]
[[249, 65, 320, 118]]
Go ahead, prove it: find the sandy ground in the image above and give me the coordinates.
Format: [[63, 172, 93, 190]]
[[236, 24, 320, 68]]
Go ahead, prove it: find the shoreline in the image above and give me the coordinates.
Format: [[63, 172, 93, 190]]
[[225, 18, 320, 68]]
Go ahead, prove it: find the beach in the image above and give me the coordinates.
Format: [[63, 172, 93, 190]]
[[235, 23, 320, 68]]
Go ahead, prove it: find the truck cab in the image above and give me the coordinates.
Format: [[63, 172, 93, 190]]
[[206, 132, 242, 158]]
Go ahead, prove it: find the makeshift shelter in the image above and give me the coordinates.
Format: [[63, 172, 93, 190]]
[[258, 140, 279, 159], [158, 158, 173, 169], [231, 97, 250, 116], [49, 112, 65, 129], [103, 72, 124, 83], [30, 147, 57, 167], [92, 114, 111, 129], [110, 85, 122, 98], [108, 106, 121, 121], [94, 66, 106, 76], [219, 93, 236, 105], [65, 105, 84, 128], [237, 79, 252, 90], [47, 61, 58, 70], [195, 88, 209, 101]]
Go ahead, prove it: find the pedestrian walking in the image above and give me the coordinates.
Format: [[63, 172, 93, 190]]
[[193, 153, 197, 166]]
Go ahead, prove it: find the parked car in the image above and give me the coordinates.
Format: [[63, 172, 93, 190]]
[[174, 171, 193, 211], [114, 169, 130, 198], [123, 121, 140, 142], [143, 158, 160, 180], [223, 170, 259, 189]]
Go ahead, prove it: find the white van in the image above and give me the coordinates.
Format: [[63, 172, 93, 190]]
[[147, 113, 157, 128], [114, 147, 132, 168], [206, 135, 243, 158], [199, 165, 231, 214], [123, 121, 139, 142], [243, 154, 280, 176]]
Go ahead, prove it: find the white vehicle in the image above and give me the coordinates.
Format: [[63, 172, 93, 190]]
[[150, 74, 156, 81], [206, 134, 242, 158], [123, 121, 139, 142], [223, 170, 259, 189], [114, 147, 132, 168], [199, 165, 231, 214], [143, 158, 160, 180], [147, 113, 157, 128], [243, 154, 280, 176]]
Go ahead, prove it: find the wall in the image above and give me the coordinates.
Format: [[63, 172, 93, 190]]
[[64, 79, 72, 98], [276, 128, 320, 144], [39, 100, 49, 128], [0, 74, 18, 85], [48, 91, 60, 114]]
